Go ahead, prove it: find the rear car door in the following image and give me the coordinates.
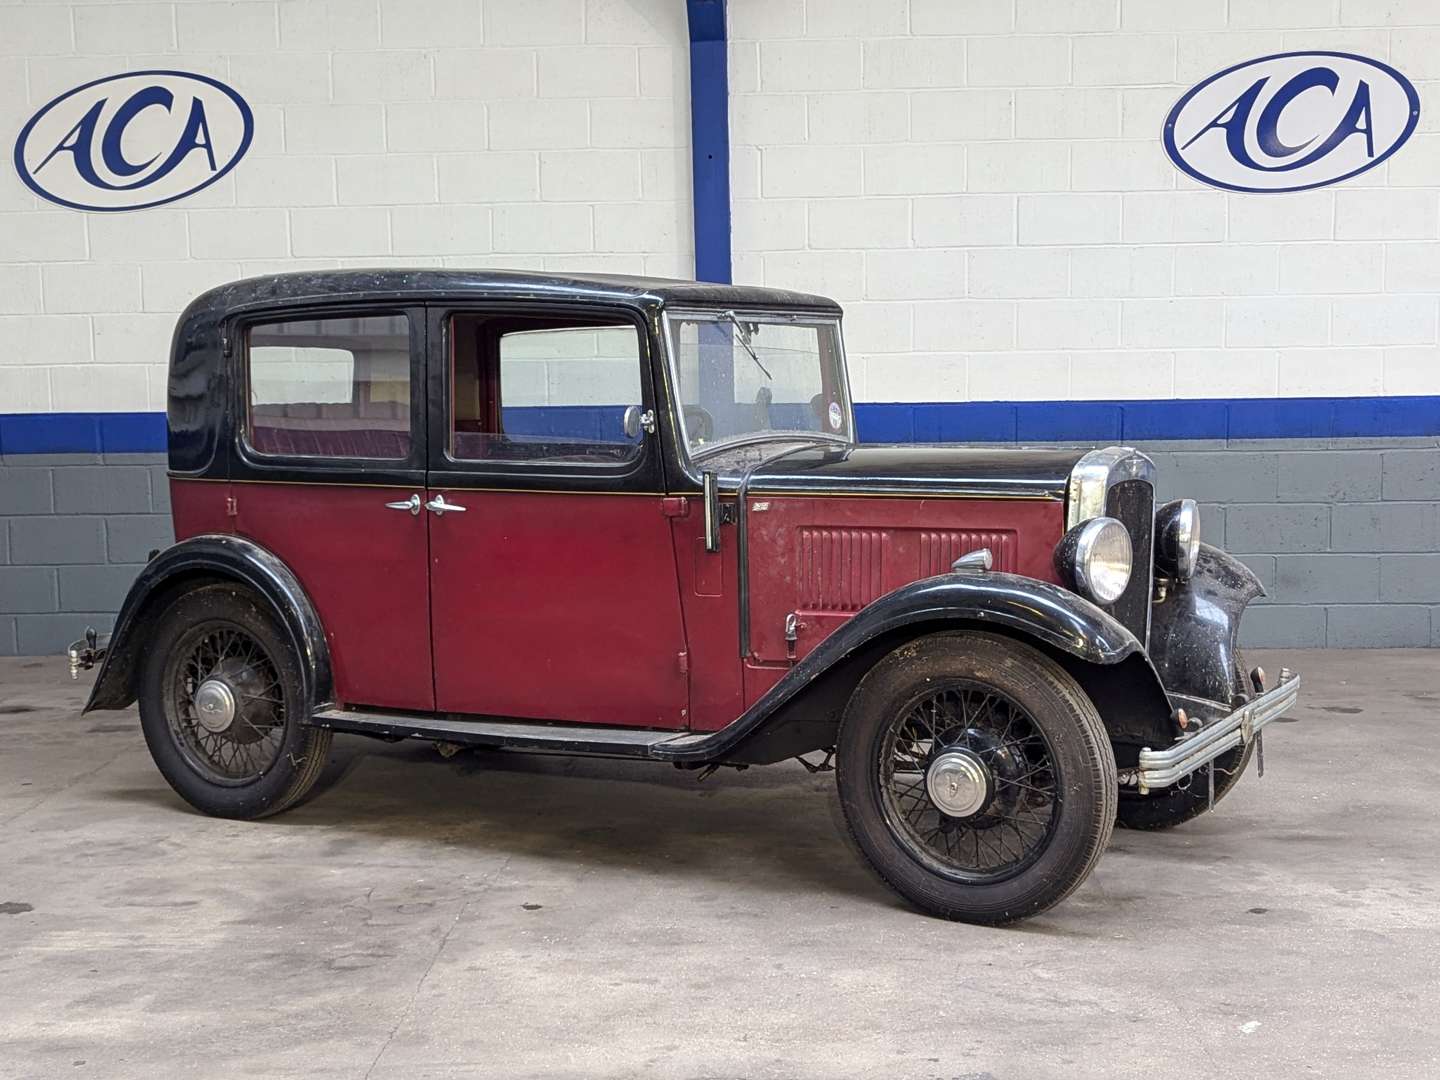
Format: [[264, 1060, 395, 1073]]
[[230, 307, 434, 712], [425, 304, 690, 729]]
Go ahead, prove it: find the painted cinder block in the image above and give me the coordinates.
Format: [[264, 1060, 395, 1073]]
[[284, 104, 386, 155], [52, 467, 153, 516], [1273, 554, 1380, 604], [1226, 503, 1332, 553], [1277, 450, 1384, 502], [0, 469, 54, 516], [176, 3, 278, 51], [389, 205, 492, 256], [862, 145, 967, 197], [861, 38, 966, 90], [1163, 451, 1279, 502], [0, 567, 58, 613], [1380, 554, 1440, 603], [1017, 194, 1121, 246], [484, 0, 584, 46], [9, 517, 105, 566], [188, 210, 290, 261], [104, 515, 174, 564], [1326, 605, 1433, 648], [15, 612, 116, 656], [1238, 604, 1327, 648], [808, 92, 910, 145], [1333, 502, 1440, 552], [0, 6, 72, 56], [967, 36, 1071, 87], [434, 48, 537, 100], [57, 564, 143, 612], [380, 0, 487, 48], [390, 101, 492, 152], [332, 50, 433, 103], [290, 208, 391, 257], [1381, 449, 1440, 500]]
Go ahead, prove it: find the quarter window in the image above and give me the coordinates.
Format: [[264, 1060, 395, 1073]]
[[246, 314, 411, 460]]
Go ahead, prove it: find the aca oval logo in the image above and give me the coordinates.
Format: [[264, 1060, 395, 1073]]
[[13, 70, 253, 212], [1163, 52, 1419, 193]]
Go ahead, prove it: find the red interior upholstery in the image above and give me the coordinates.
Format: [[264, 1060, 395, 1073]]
[[250, 401, 410, 459]]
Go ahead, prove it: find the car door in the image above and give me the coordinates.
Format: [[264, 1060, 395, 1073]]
[[230, 307, 434, 712], [425, 304, 690, 729]]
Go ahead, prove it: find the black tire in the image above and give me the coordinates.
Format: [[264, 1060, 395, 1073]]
[[138, 583, 331, 820], [835, 632, 1117, 926], [1115, 652, 1255, 831]]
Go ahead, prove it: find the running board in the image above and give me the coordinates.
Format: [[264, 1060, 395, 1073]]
[[311, 708, 714, 759]]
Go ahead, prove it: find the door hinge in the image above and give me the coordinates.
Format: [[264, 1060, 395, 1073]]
[[677, 650, 689, 675], [784, 612, 799, 662], [225, 494, 238, 517], [661, 496, 689, 519]]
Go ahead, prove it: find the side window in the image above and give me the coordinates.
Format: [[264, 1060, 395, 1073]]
[[450, 316, 644, 466], [246, 314, 412, 460]]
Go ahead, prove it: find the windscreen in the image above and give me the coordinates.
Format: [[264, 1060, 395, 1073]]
[[666, 312, 851, 457]]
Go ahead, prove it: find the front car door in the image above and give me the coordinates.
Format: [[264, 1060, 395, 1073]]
[[425, 303, 689, 729], [229, 306, 435, 712]]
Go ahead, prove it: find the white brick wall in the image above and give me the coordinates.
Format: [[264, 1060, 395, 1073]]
[[729, 0, 1440, 402], [4, 1, 1440, 416], [0, 0, 691, 413]]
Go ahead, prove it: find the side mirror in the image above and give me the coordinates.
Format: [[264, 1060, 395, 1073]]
[[703, 471, 720, 552], [622, 405, 656, 439]]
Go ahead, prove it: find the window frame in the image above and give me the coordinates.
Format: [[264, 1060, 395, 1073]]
[[230, 303, 428, 486], [426, 301, 666, 494], [658, 306, 855, 486]]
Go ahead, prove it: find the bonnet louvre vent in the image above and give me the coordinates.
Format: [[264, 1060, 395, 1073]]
[[796, 527, 1018, 612]]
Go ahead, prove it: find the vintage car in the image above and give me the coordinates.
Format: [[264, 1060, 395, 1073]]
[[69, 270, 1300, 925]]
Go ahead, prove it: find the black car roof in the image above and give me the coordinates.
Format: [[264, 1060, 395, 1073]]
[[181, 268, 843, 321]]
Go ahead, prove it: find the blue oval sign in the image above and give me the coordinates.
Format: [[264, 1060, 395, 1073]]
[[13, 70, 253, 212], [1163, 51, 1419, 194]]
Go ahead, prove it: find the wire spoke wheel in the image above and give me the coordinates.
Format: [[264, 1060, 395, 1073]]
[[878, 679, 1061, 885], [164, 620, 287, 787]]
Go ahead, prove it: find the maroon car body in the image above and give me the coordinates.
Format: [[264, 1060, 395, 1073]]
[[71, 270, 1300, 924]]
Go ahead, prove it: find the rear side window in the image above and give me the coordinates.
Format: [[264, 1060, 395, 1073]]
[[246, 314, 411, 460]]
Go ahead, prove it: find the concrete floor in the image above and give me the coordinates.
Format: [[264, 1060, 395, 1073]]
[[1, 649, 1437, 1079]]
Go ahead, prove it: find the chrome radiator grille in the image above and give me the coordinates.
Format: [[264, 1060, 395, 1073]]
[[1104, 478, 1155, 645]]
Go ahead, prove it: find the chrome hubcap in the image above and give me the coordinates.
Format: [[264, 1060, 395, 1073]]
[[925, 749, 991, 818], [193, 678, 237, 735]]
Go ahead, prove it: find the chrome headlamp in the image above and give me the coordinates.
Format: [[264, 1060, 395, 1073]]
[[1054, 517, 1133, 606], [1154, 499, 1200, 582]]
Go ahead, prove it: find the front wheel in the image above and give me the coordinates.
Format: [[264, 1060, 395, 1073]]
[[836, 632, 1117, 925], [138, 583, 331, 820]]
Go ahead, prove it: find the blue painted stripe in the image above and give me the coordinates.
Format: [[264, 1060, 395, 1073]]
[[4, 398, 1439, 456], [685, 0, 731, 284]]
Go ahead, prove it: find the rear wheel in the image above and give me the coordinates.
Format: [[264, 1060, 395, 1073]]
[[835, 632, 1116, 925], [138, 584, 331, 819]]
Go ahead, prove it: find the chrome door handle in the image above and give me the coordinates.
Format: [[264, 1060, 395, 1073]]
[[385, 494, 421, 515], [425, 494, 466, 516]]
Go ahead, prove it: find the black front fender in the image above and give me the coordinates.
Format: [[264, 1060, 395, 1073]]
[[1148, 542, 1264, 712], [85, 534, 333, 714], [655, 570, 1168, 764]]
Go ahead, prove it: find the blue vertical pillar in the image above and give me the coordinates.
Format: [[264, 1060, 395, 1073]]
[[686, 0, 731, 285]]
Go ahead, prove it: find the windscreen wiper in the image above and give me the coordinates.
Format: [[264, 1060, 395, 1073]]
[[723, 310, 772, 380]]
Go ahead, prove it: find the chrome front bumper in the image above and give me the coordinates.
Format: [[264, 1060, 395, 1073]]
[[1135, 669, 1301, 793]]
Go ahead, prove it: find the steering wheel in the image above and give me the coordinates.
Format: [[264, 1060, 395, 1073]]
[[684, 405, 714, 443]]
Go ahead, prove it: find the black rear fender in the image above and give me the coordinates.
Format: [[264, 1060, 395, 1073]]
[[84, 535, 332, 714]]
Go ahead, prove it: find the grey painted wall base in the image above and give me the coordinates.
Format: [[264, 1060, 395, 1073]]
[[2, 439, 1437, 655], [1, 452, 173, 657]]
